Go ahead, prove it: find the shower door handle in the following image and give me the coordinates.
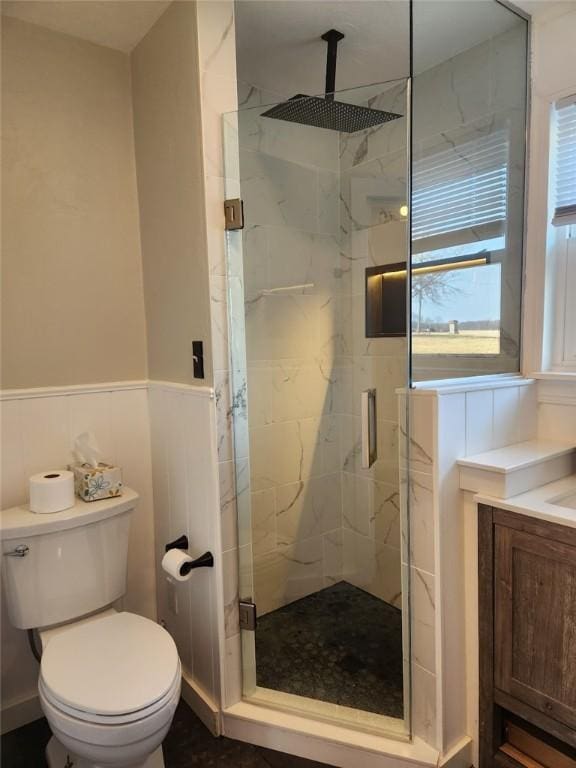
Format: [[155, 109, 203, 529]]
[[361, 389, 377, 469]]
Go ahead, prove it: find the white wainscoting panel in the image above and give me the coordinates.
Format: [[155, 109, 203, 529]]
[[148, 382, 224, 710], [0, 382, 156, 730]]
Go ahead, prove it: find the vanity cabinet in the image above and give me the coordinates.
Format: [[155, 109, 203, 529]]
[[479, 505, 576, 768]]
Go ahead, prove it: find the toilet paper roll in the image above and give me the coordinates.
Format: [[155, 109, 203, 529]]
[[29, 470, 75, 514], [162, 548, 193, 582]]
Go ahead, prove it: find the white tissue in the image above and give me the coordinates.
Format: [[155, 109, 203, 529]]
[[162, 548, 193, 582], [73, 432, 102, 469]]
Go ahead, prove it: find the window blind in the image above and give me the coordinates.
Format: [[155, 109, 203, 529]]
[[553, 96, 576, 226], [412, 130, 509, 253]]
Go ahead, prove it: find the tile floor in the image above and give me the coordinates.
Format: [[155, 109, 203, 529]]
[[2, 583, 402, 767], [256, 581, 404, 718], [1, 700, 331, 768]]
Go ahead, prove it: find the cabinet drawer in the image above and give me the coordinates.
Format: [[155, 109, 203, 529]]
[[501, 720, 576, 768], [494, 524, 576, 729]]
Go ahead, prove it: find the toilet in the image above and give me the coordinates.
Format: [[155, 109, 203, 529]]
[[1, 488, 180, 768]]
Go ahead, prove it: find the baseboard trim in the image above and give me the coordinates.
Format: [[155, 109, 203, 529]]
[[1, 693, 43, 735], [439, 736, 473, 767], [222, 701, 439, 768], [180, 668, 221, 737]]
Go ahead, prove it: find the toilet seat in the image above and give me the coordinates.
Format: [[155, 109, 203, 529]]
[[39, 664, 181, 725], [40, 612, 180, 723], [39, 675, 180, 757]]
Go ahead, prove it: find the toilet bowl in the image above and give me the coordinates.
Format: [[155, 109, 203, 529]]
[[38, 611, 181, 768]]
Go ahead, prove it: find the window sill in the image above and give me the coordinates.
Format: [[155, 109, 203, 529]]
[[410, 373, 532, 394], [530, 371, 576, 382]]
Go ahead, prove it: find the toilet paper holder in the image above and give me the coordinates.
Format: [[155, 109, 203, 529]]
[[165, 535, 214, 576]]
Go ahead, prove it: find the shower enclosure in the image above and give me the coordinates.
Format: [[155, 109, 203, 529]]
[[223, 0, 528, 740]]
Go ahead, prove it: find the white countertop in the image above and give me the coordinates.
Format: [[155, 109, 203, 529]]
[[475, 474, 576, 529], [458, 439, 575, 473], [0, 487, 139, 540]]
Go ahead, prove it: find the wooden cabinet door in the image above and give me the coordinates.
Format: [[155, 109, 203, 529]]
[[494, 520, 576, 729]]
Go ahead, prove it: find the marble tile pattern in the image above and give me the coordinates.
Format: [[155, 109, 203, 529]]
[[406, 378, 538, 753], [236, 80, 412, 618], [234, 83, 348, 617], [337, 80, 409, 611], [213, 73, 412, 705], [195, 0, 245, 709], [195, 5, 530, 757]]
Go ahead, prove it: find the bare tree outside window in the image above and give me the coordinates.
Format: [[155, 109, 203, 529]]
[[412, 270, 460, 333], [411, 259, 502, 356]]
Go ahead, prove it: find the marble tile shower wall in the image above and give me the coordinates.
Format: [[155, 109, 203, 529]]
[[235, 85, 346, 615], [337, 81, 409, 608], [195, 4, 530, 737], [193, 0, 243, 709], [403, 380, 537, 752], [400, 26, 529, 750]]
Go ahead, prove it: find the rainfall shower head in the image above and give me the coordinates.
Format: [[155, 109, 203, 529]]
[[262, 94, 400, 133], [262, 29, 402, 134]]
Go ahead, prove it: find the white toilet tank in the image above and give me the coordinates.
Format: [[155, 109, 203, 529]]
[[1, 488, 138, 630]]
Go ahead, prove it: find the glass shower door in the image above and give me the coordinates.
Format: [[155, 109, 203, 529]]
[[223, 79, 412, 736]]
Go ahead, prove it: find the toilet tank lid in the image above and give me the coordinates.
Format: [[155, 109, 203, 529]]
[[40, 612, 180, 716], [0, 488, 138, 540]]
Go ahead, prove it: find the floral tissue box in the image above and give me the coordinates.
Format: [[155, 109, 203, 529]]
[[70, 463, 123, 502]]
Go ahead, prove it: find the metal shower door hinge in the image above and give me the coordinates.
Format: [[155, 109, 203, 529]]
[[239, 600, 257, 631], [224, 198, 244, 230]]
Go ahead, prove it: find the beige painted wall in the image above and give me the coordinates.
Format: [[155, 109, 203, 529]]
[[1, 17, 148, 389], [131, 1, 212, 386]]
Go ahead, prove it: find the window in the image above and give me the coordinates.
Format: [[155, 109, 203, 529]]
[[411, 130, 509, 358], [552, 97, 576, 227], [412, 130, 509, 250], [548, 96, 576, 370]]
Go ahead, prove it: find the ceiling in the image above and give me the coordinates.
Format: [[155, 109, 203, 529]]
[[2, 0, 574, 78], [515, 0, 575, 16], [236, 1, 410, 98], [234, 0, 530, 99], [1, 1, 170, 52]]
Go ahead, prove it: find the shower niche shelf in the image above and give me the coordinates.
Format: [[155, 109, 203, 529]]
[[365, 262, 407, 338]]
